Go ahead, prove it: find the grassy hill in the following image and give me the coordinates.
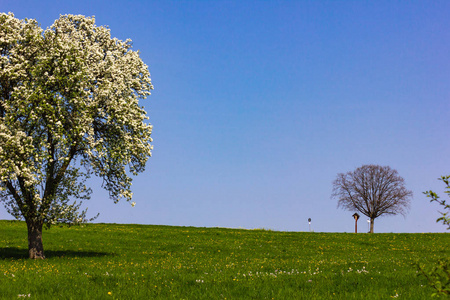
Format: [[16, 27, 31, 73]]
[[0, 220, 448, 299]]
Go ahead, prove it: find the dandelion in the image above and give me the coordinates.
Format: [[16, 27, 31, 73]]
[[391, 293, 399, 298]]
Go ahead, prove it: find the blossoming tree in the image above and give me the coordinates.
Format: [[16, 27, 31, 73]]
[[0, 13, 153, 258]]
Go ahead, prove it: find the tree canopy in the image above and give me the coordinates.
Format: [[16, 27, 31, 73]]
[[332, 164, 413, 233], [0, 13, 153, 258]]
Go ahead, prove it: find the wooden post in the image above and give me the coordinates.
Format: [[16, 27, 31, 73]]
[[352, 213, 360, 233]]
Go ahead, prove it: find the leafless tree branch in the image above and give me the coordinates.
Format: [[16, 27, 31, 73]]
[[331, 165, 413, 233]]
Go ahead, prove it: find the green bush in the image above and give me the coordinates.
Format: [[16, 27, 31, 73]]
[[419, 175, 450, 297], [418, 259, 450, 297], [425, 175, 450, 230]]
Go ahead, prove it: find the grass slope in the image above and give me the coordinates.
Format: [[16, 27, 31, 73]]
[[0, 220, 448, 299]]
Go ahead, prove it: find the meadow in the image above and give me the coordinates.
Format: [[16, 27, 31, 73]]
[[0, 220, 448, 299]]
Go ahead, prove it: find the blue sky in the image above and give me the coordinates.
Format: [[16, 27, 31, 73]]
[[1, 0, 450, 233]]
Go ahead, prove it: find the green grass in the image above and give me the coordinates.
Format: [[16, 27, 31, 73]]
[[0, 220, 448, 299]]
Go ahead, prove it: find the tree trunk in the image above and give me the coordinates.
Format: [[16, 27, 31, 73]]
[[370, 218, 374, 233], [27, 220, 45, 259]]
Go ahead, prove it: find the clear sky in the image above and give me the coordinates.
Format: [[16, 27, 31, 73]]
[[1, 0, 450, 233]]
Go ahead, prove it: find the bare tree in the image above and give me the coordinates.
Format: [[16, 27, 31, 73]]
[[332, 165, 413, 233]]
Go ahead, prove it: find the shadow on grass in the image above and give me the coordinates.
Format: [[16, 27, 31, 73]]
[[0, 247, 110, 259]]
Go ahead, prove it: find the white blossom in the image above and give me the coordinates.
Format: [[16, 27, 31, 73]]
[[0, 13, 152, 229]]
